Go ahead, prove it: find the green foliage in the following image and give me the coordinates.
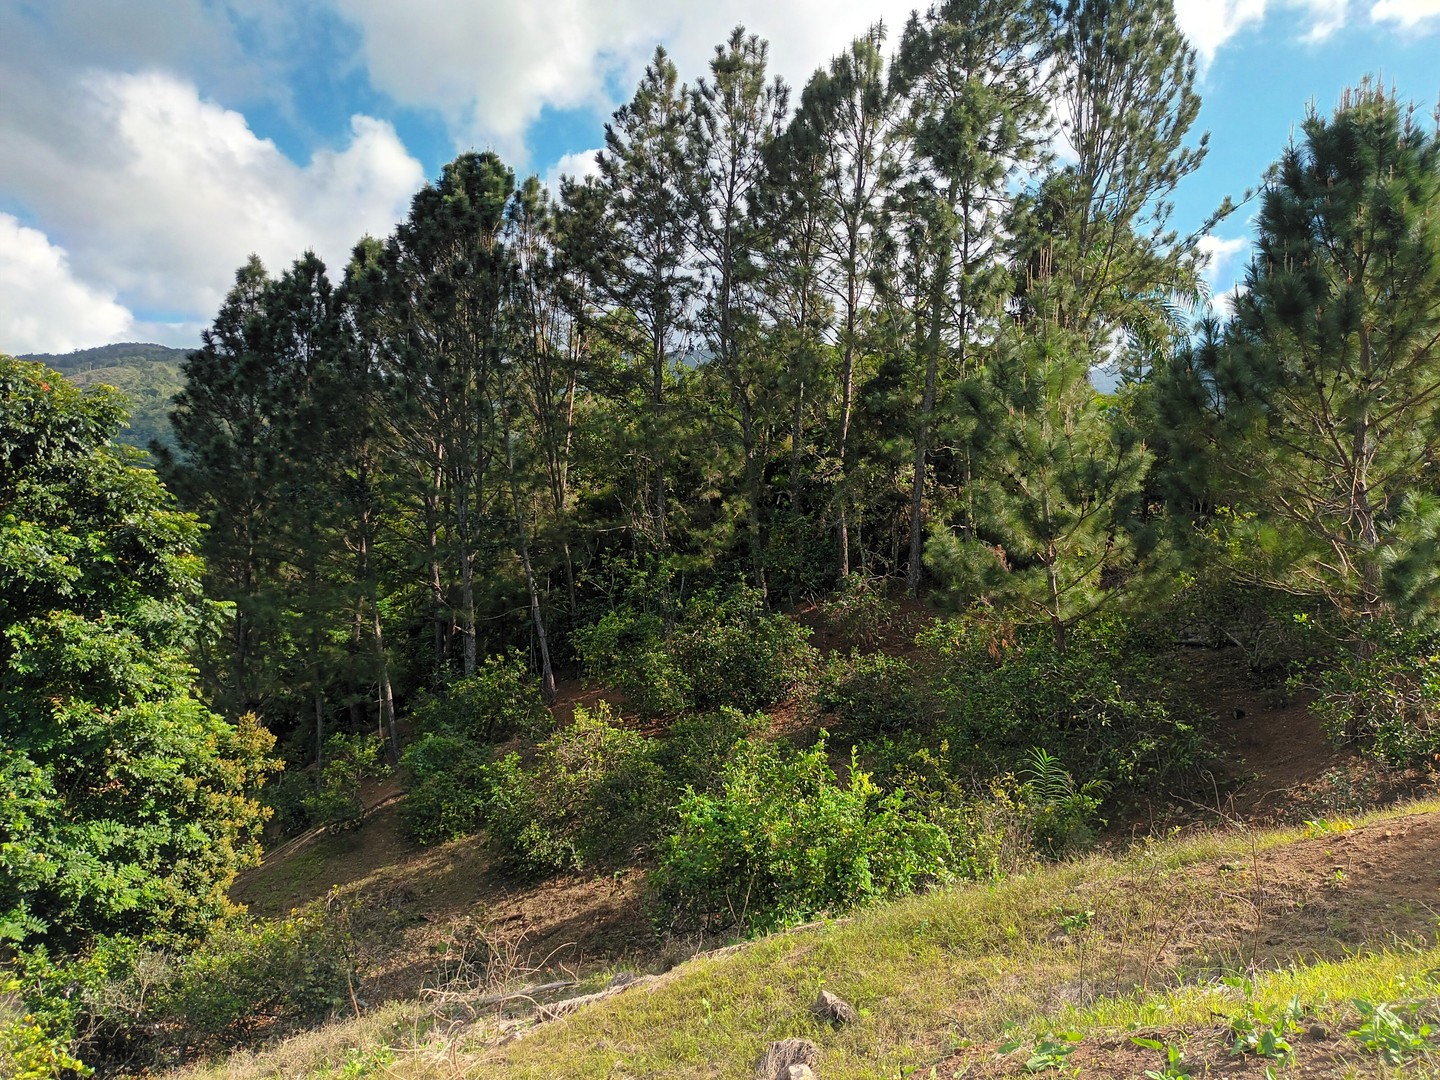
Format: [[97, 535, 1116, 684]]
[[671, 587, 818, 712], [655, 735, 953, 935], [0, 989, 89, 1080], [11, 909, 352, 1074], [0, 356, 278, 952], [1182, 84, 1440, 622], [574, 608, 691, 718], [307, 733, 387, 831], [917, 614, 1206, 797], [817, 574, 900, 649], [576, 585, 817, 718], [1347, 995, 1437, 1064], [1130, 1037, 1192, 1080], [399, 733, 495, 846], [1225, 979, 1303, 1062], [818, 650, 921, 737], [409, 652, 551, 743], [1018, 748, 1107, 857], [1307, 620, 1440, 765], [487, 703, 667, 875], [651, 708, 768, 796]]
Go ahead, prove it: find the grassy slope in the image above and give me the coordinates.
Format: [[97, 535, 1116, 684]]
[[175, 801, 1440, 1080]]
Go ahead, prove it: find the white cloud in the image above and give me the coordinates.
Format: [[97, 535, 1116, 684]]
[[544, 148, 604, 193], [330, 1, 922, 161], [1371, 0, 1440, 28], [1174, 0, 1354, 64], [1198, 234, 1250, 291], [0, 215, 135, 355], [0, 70, 425, 323]]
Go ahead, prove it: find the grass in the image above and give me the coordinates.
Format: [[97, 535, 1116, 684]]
[[167, 798, 1440, 1079]]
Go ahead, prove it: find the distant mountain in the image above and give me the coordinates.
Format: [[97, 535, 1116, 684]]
[[19, 343, 193, 454]]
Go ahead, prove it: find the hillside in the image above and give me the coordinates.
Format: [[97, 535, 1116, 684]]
[[19, 342, 190, 452], [179, 794, 1440, 1079], [154, 634, 1440, 1080]]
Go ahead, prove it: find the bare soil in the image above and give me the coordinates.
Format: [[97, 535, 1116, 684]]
[[231, 624, 1439, 1023]]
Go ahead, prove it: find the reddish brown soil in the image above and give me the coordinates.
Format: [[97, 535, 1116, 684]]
[[232, 613, 1438, 1022]]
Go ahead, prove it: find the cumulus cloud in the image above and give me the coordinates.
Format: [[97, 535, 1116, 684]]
[[1198, 234, 1250, 291], [0, 70, 424, 322], [0, 215, 135, 355], [1370, 0, 1440, 28], [544, 148, 604, 193], [1174, 0, 1354, 64], [332, 0, 920, 163]]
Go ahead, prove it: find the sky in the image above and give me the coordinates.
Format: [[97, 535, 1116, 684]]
[[2, 0, 1439, 355]]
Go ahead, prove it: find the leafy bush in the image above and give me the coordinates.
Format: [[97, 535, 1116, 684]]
[[652, 708, 768, 795], [1308, 621, 1440, 766], [409, 651, 551, 743], [816, 573, 899, 649], [573, 609, 690, 718], [918, 614, 1207, 797], [0, 991, 88, 1080], [400, 733, 494, 845], [307, 732, 386, 831], [575, 586, 817, 718], [819, 650, 921, 737], [654, 735, 952, 935], [670, 587, 818, 712], [487, 703, 668, 875], [10, 910, 352, 1074]]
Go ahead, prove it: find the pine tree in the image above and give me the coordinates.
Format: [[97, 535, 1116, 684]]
[[586, 48, 699, 552], [1197, 84, 1440, 621], [890, 0, 1053, 596], [690, 26, 790, 596]]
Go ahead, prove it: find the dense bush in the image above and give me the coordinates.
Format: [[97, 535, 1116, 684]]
[[12, 912, 353, 1075], [0, 992, 88, 1080], [918, 614, 1207, 796], [575, 586, 817, 718], [306, 732, 387, 831], [400, 733, 494, 845], [816, 574, 900, 649], [1308, 621, 1440, 766], [819, 650, 922, 737], [654, 735, 952, 935], [652, 707, 768, 795], [573, 609, 690, 717], [487, 703, 668, 874], [670, 588, 819, 711], [409, 651, 551, 742]]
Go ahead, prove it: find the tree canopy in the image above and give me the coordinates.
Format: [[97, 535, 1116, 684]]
[[0, 355, 276, 951]]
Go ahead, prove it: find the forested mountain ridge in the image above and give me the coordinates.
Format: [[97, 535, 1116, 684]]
[[18, 342, 190, 453]]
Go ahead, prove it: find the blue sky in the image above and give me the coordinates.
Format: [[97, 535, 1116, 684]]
[[1, 0, 1437, 354]]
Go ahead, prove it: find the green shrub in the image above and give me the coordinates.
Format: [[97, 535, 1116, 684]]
[[150, 910, 352, 1055], [409, 651, 552, 743], [654, 735, 953, 935], [11, 910, 352, 1074], [671, 587, 818, 712], [0, 989, 88, 1080], [399, 733, 494, 845], [573, 609, 691, 718], [817, 574, 899, 649], [918, 614, 1207, 797], [575, 586, 818, 718], [819, 650, 921, 737], [653, 708, 768, 795], [1308, 621, 1440, 766], [487, 703, 668, 875], [306, 732, 387, 831]]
